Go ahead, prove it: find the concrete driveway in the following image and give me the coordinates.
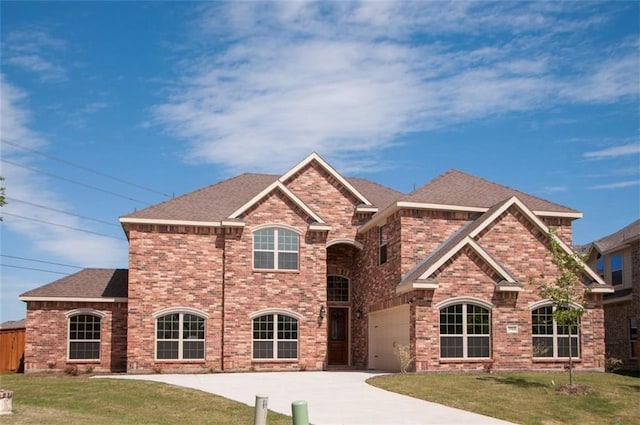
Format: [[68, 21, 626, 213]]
[[103, 371, 514, 425]]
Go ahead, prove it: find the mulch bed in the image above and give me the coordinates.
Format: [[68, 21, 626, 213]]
[[555, 384, 594, 395]]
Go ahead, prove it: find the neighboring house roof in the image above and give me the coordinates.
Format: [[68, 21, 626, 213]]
[[19, 268, 128, 302], [583, 219, 640, 255], [397, 196, 611, 295], [403, 169, 580, 216], [0, 319, 25, 330]]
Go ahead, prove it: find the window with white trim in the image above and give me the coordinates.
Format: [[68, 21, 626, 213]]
[[69, 314, 101, 360], [253, 228, 299, 270], [439, 303, 491, 358], [252, 313, 298, 359], [531, 305, 579, 358], [156, 313, 205, 360]]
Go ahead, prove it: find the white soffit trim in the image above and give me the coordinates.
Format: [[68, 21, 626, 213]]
[[309, 223, 332, 231], [467, 239, 517, 283], [397, 201, 487, 213], [278, 152, 373, 206], [229, 180, 326, 224], [396, 281, 439, 295], [589, 286, 615, 293], [120, 217, 222, 227], [19, 296, 127, 303]]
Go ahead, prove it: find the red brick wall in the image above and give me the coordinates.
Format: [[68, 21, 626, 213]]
[[24, 301, 127, 373], [126, 228, 224, 373]]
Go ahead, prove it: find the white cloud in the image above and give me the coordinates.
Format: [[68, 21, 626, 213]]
[[2, 27, 67, 81], [587, 180, 640, 190], [584, 142, 640, 160], [152, 1, 639, 173]]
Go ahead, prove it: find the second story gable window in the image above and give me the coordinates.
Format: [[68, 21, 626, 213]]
[[378, 224, 388, 265], [610, 254, 623, 286], [253, 227, 299, 270]]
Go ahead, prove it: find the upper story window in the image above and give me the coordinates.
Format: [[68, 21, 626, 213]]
[[610, 254, 623, 286], [156, 312, 205, 360], [532, 305, 579, 358], [439, 303, 491, 359], [378, 224, 388, 265], [253, 227, 299, 270], [327, 275, 349, 302], [595, 253, 604, 278], [68, 313, 101, 361]]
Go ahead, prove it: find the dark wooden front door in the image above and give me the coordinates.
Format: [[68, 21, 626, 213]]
[[328, 307, 348, 365]]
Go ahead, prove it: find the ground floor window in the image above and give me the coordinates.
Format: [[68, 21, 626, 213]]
[[630, 318, 638, 358], [156, 313, 205, 360], [439, 303, 491, 358], [68, 314, 101, 360], [253, 313, 298, 359], [532, 305, 580, 358]]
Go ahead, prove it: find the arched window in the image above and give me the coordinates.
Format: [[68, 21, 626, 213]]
[[440, 303, 491, 358], [532, 305, 580, 358], [253, 227, 299, 270], [252, 313, 298, 359], [327, 275, 349, 302], [156, 312, 205, 360], [68, 313, 102, 360]]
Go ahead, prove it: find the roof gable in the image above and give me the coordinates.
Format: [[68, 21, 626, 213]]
[[397, 196, 609, 294]]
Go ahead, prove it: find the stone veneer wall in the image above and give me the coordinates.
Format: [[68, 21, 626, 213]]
[[24, 301, 127, 373]]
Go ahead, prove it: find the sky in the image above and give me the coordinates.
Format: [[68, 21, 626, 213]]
[[1, 1, 639, 322]]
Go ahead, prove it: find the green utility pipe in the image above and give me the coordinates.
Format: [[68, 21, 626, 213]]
[[291, 400, 309, 425]]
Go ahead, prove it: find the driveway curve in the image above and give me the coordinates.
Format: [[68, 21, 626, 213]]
[[104, 371, 514, 425]]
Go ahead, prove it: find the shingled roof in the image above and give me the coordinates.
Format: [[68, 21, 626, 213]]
[[19, 269, 128, 300], [403, 169, 579, 215], [587, 219, 640, 253]]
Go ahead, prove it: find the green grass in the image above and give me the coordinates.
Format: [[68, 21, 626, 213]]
[[368, 371, 640, 425], [0, 374, 291, 425]]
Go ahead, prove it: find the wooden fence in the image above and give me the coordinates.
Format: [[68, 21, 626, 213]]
[[0, 326, 25, 373]]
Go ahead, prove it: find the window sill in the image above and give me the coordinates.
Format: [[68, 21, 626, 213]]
[[252, 269, 300, 274], [154, 359, 206, 363], [532, 358, 581, 363], [252, 359, 299, 363], [67, 359, 101, 363], [439, 358, 492, 363]]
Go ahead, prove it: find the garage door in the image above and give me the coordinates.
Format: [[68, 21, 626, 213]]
[[368, 304, 410, 371]]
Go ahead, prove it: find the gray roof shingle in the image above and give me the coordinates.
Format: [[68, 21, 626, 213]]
[[20, 269, 128, 299]]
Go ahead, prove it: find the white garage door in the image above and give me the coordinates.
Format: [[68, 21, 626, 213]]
[[368, 304, 410, 372]]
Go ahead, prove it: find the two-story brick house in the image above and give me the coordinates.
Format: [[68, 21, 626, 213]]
[[582, 220, 639, 370], [20, 153, 612, 373]]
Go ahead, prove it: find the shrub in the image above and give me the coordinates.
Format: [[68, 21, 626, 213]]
[[64, 366, 79, 376], [394, 344, 414, 374], [605, 357, 623, 373]]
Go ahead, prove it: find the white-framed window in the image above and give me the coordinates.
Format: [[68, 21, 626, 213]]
[[253, 227, 299, 270], [156, 312, 205, 360], [378, 224, 388, 265], [531, 305, 580, 358], [68, 314, 101, 360], [327, 275, 349, 302], [439, 303, 491, 358], [252, 313, 298, 360], [610, 254, 623, 286]]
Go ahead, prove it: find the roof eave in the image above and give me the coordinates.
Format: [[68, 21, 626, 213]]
[[19, 296, 128, 303]]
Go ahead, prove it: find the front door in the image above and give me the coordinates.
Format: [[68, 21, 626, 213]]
[[328, 307, 348, 365]]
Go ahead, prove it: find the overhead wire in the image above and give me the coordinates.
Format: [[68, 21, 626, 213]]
[[1, 138, 170, 197], [0, 264, 70, 275], [3, 212, 127, 241], [5, 197, 120, 227], [1, 158, 152, 205], [0, 254, 84, 269]]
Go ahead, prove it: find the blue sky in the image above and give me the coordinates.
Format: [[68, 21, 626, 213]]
[[1, 1, 639, 322]]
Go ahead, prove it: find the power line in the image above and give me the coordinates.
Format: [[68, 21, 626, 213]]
[[1, 158, 152, 205], [1, 264, 70, 275], [1, 138, 170, 197], [3, 212, 127, 241], [0, 255, 83, 269], [6, 197, 119, 227]]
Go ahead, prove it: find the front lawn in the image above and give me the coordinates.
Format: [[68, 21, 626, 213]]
[[368, 371, 639, 425], [0, 374, 291, 425]]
